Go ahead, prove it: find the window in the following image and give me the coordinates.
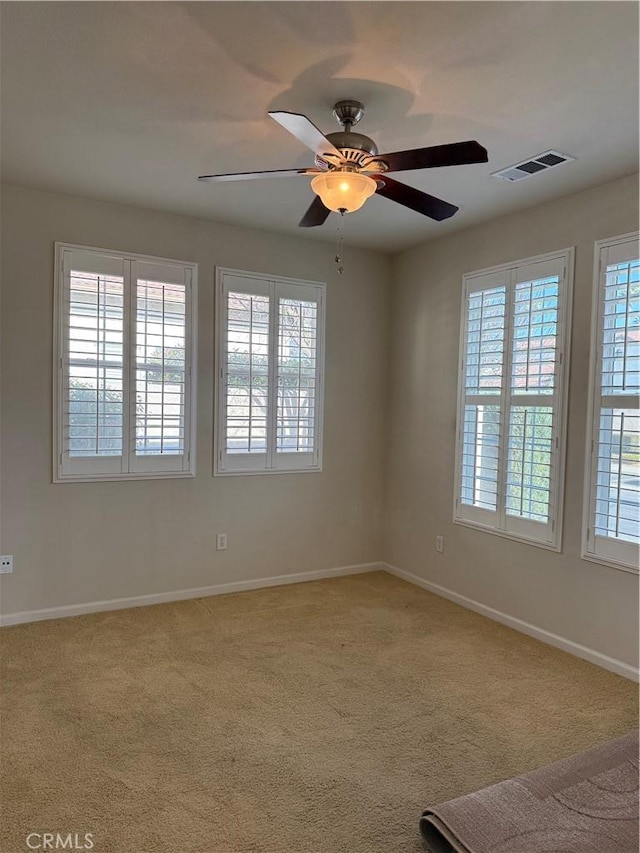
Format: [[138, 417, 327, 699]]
[[454, 249, 573, 549], [583, 233, 639, 572], [54, 244, 197, 481], [215, 268, 325, 475]]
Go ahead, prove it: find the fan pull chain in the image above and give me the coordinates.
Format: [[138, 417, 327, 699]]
[[335, 215, 345, 275]]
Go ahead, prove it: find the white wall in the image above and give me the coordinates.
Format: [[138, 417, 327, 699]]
[[2, 176, 638, 675], [0, 185, 390, 616], [384, 173, 639, 670]]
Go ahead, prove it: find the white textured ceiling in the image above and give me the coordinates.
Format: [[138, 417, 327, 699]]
[[1, 2, 638, 251]]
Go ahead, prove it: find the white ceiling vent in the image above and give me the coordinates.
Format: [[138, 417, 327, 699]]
[[492, 150, 575, 182]]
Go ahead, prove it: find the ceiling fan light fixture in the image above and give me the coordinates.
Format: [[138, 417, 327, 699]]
[[310, 171, 376, 213], [201, 103, 487, 226]]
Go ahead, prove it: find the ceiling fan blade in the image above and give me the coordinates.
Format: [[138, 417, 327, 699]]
[[198, 168, 321, 182], [373, 175, 459, 221], [368, 141, 488, 173], [299, 195, 331, 228], [269, 111, 343, 162]]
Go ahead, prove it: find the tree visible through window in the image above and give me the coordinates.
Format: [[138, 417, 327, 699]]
[[216, 270, 325, 475]]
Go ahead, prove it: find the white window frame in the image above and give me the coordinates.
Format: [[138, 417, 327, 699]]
[[453, 247, 574, 550], [582, 232, 640, 574], [53, 243, 197, 482], [214, 267, 325, 476]]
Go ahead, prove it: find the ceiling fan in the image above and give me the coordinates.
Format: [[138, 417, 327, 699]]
[[198, 100, 488, 227]]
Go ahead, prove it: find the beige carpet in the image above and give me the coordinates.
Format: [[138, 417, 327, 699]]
[[1, 571, 637, 853]]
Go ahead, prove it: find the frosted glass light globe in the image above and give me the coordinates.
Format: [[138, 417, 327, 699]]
[[311, 172, 377, 213]]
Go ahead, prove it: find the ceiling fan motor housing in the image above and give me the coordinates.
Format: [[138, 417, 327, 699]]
[[315, 131, 379, 170], [315, 100, 382, 171]]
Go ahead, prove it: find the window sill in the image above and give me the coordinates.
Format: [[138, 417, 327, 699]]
[[453, 516, 561, 552], [54, 471, 196, 484], [581, 550, 639, 576], [213, 465, 323, 478]]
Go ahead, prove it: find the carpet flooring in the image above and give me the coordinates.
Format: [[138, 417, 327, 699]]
[[1, 571, 637, 853]]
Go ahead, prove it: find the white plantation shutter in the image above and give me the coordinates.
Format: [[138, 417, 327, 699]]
[[276, 283, 320, 470], [130, 260, 194, 475], [459, 271, 507, 525], [216, 269, 325, 475], [55, 245, 197, 482], [455, 250, 573, 548], [504, 258, 565, 543], [60, 250, 127, 477], [584, 234, 639, 571], [219, 275, 271, 472]]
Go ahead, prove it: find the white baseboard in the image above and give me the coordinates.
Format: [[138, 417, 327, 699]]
[[0, 562, 383, 627], [4, 560, 637, 684], [383, 562, 639, 683]]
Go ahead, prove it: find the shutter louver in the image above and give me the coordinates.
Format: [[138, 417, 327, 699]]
[[67, 270, 124, 459], [506, 405, 553, 522], [595, 409, 639, 544], [277, 298, 318, 454], [461, 284, 505, 516], [226, 290, 269, 456], [273, 285, 322, 470], [136, 282, 186, 456], [506, 274, 560, 528], [461, 404, 501, 510], [585, 237, 640, 570]]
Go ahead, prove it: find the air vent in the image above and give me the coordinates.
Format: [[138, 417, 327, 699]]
[[492, 150, 575, 182]]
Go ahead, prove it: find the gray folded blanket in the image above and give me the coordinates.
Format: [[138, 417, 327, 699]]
[[420, 730, 639, 853]]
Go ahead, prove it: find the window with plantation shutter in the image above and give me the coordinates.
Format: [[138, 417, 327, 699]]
[[215, 268, 325, 475], [583, 234, 639, 572], [454, 249, 573, 549], [54, 244, 197, 482]]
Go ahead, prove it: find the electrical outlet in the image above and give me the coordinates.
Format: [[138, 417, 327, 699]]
[[0, 555, 13, 574], [435, 536, 444, 554], [216, 533, 228, 551]]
